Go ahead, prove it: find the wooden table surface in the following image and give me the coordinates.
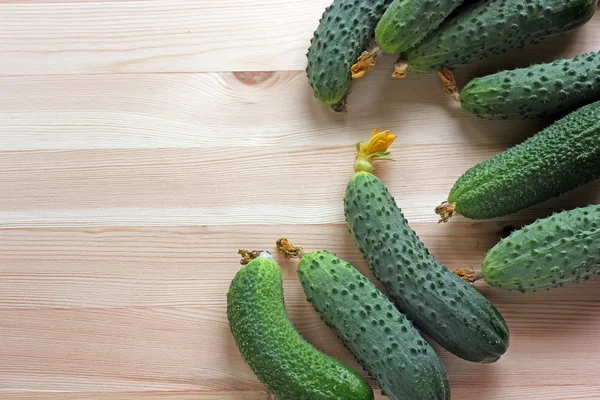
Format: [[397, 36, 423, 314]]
[[2, 1, 600, 399]]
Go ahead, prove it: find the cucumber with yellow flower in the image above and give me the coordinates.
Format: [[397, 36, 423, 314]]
[[344, 130, 510, 363]]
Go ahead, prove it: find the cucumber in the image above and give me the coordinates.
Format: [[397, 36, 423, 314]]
[[396, 0, 597, 78], [436, 101, 600, 222], [227, 252, 374, 400], [306, 0, 393, 111], [346, 129, 509, 363], [295, 248, 450, 400], [346, 171, 509, 363], [482, 205, 600, 292], [461, 51, 600, 119], [375, 0, 464, 54]]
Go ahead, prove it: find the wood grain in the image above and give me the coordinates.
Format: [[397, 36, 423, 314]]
[[0, 223, 525, 308], [0, 0, 600, 75], [2, 225, 600, 399], [2, 2, 600, 399], [0, 0, 331, 75], [0, 69, 549, 152], [1, 143, 598, 227]]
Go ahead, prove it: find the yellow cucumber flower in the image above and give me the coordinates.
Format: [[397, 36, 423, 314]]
[[354, 128, 396, 173]]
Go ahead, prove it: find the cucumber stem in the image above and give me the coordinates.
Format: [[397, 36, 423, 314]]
[[392, 59, 408, 79], [331, 97, 348, 113], [437, 68, 459, 100], [276, 238, 306, 259], [351, 46, 381, 79], [354, 153, 374, 174], [238, 249, 271, 265], [435, 201, 457, 223], [454, 268, 483, 284]]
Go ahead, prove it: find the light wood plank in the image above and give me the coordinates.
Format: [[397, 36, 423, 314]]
[[1, 226, 599, 398], [1, 287, 599, 395], [0, 144, 598, 227], [0, 2, 599, 75], [2, 388, 600, 400], [0, 69, 547, 152], [2, 224, 598, 399], [0, 393, 281, 400], [0, 223, 508, 308], [1, 224, 600, 306], [0, 0, 330, 75]]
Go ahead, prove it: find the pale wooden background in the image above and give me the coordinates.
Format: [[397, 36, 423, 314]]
[[1, 1, 600, 399]]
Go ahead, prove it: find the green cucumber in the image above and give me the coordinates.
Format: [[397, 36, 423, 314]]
[[436, 101, 600, 222], [397, 0, 597, 77], [296, 249, 450, 400], [227, 252, 374, 400], [482, 205, 600, 292], [306, 0, 393, 110], [345, 171, 509, 363], [375, 0, 464, 54], [461, 51, 600, 119]]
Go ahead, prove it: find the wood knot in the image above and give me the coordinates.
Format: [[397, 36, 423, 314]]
[[233, 71, 275, 85]]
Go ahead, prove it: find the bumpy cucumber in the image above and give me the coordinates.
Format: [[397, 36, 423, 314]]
[[227, 253, 374, 400], [483, 205, 600, 292], [375, 0, 464, 54], [306, 0, 393, 110], [437, 101, 600, 222], [461, 51, 600, 119], [298, 250, 450, 400], [345, 171, 509, 363], [400, 0, 597, 75]]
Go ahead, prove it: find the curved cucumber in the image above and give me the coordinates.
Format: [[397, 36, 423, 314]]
[[483, 205, 600, 292], [437, 101, 600, 221], [298, 250, 450, 400], [345, 171, 509, 363], [461, 51, 600, 119], [375, 0, 464, 54], [227, 253, 374, 400], [401, 0, 597, 75], [306, 0, 393, 109]]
